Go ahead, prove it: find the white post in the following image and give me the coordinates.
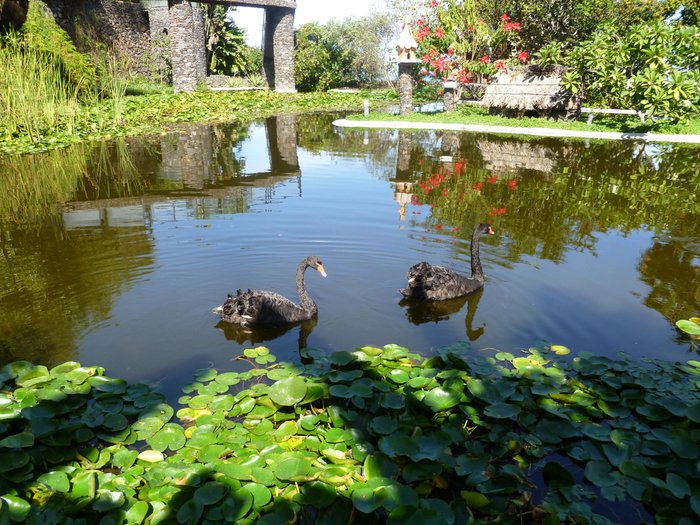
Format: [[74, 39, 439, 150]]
[[364, 100, 369, 116]]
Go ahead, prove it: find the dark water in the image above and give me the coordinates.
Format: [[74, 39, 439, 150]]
[[1, 112, 699, 401]]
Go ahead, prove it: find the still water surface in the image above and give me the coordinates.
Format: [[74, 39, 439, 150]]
[[1, 112, 698, 401]]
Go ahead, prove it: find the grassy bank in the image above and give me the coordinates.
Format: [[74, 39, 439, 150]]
[[0, 89, 398, 157], [350, 103, 700, 136]]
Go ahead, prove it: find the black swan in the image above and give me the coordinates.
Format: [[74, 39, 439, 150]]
[[400, 223, 494, 301], [213, 256, 327, 326]]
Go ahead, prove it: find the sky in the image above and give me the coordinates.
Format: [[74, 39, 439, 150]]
[[232, 0, 381, 47]]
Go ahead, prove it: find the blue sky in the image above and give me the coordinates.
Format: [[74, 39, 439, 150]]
[[232, 0, 381, 47]]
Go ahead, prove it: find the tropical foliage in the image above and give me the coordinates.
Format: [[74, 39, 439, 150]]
[[202, 5, 260, 77], [558, 20, 700, 121], [2, 345, 700, 523]]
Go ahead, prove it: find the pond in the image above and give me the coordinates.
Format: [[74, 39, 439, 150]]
[[1, 112, 698, 402]]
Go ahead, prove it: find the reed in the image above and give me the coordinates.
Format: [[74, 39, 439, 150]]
[[0, 33, 83, 142]]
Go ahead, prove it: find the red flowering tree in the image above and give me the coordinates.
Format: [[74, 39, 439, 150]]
[[414, 0, 527, 96]]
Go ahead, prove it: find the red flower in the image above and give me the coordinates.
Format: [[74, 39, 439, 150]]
[[411, 195, 421, 205], [495, 59, 506, 70], [435, 224, 444, 230], [458, 68, 471, 84], [473, 181, 483, 191], [500, 13, 510, 23], [416, 18, 425, 26], [487, 175, 498, 184], [503, 21, 521, 31], [468, 25, 474, 32], [452, 226, 461, 232], [442, 189, 449, 197], [434, 27, 445, 38], [488, 207, 507, 216], [454, 161, 464, 173], [430, 0, 439, 7], [518, 50, 529, 63], [447, 47, 454, 56], [507, 179, 518, 189], [479, 55, 491, 64]]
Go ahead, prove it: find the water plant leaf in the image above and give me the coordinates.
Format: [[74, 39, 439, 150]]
[[37, 470, 70, 492], [550, 345, 571, 355], [0, 494, 31, 522], [299, 480, 336, 508], [0, 431, 34, 448], [147, 424, 186, 451], [666, 472, 690, 498], [329, 351, 356, 366], [352, 485, 387, 514], [274, 455, 312, 481], [364, 453, 400, 480], [194, 481, 228, 506], [241, 482, 271, 507], [484, 402, 520, 419], [676, 320, 700, 336], [268, 376, 307, 406], [584, 460, 616, 488], [176, 498, 203, 525], [125, 500, 150, 524], [137, 450, 165, 463], [423, 387, 461, 412], [93, 490, 126, 512]]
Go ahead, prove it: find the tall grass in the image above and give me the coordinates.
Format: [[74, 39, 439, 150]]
[[0, 33, 85, 142]]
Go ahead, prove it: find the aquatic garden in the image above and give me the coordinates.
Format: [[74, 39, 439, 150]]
[[1, 112, 699, 523]]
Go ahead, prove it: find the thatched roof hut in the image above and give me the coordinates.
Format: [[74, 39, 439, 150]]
[[477, 139, 563, 174], [480, 65, 579, 120]]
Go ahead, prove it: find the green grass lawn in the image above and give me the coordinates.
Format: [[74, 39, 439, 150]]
[[350, 102, 700, 135]]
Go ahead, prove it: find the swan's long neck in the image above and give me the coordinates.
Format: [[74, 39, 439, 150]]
[[470, 228, 484, 278], [296, 260, 317, 314]]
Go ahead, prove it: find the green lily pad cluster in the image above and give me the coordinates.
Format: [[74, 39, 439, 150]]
[[1, 344, 700, 524]]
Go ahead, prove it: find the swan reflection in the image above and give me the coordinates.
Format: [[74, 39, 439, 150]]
[[215, 316, 318, 350], [400, 287, 485, 341]]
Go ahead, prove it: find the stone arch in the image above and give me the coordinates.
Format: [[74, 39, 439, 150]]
[[151, 0, 295, 93]]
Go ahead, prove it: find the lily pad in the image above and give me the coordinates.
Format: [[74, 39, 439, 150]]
[[268, 376, 307, 406]]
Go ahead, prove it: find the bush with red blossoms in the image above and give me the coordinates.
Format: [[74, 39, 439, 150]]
[[413, 0, 528, 94]]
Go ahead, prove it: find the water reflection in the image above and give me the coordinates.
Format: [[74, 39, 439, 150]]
[[400, 288, 486, 342], [0, 113, 699, 387], [216, 317, 317, 350]]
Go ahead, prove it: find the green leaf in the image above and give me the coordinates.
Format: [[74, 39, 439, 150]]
[[274, 455, 312, 481], [677, 320, 700, 336], [0, 431, 34, 448], [352, 486, 386, 514], [194, 481, 228, 505], [423, 387, 461, 412], [484, 402, 520, 419], [584, 460, 616, 488], [0, 494, 31, 522], [268, 376, 307, 406], [125, 500, 150, 524], [147, 423, 186, 452], [37, 470, 70, 492]]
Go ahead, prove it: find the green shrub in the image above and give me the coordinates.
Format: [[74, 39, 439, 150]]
[[561, 21, 700, 121]]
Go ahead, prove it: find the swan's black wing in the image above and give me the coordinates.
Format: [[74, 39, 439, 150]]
[[400, 262, 481, 301], [216, 289, 307, 325]]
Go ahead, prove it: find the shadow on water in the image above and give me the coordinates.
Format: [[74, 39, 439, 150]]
[[400, 287, 486, 342]]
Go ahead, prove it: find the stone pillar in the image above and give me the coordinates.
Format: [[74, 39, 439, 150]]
[[442, 81, 457, 112], [263, 6, 295, 92], [168, 0, 206, 93], [397, 62, 413, 115]]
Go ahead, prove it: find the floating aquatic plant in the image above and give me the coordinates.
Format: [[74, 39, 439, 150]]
[[1, 343, 699, 524]]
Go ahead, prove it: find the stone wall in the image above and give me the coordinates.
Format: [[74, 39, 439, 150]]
[[46, 0, 154, 78]]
